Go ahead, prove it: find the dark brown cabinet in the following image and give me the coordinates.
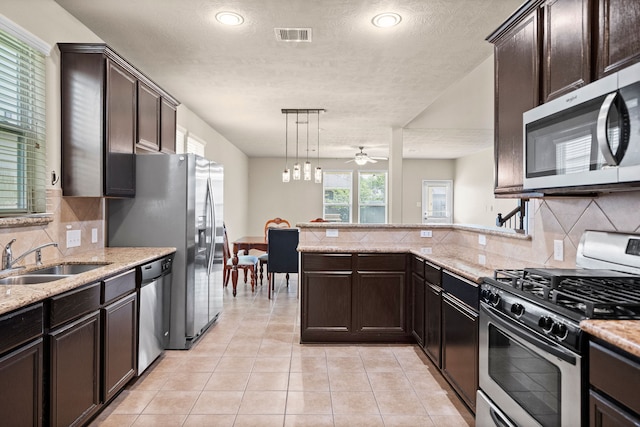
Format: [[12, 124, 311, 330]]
[[488, 4, 541, 195], [59, 43, 179, 197], [595, 0, 640, 77], [0, 303, 44, 427], [411, 266, 425, 347], [49, 311, 101, 427], [425, 282, 443, 367], [410, 255, 443, 367], [588, 341, 640, 426], [542, 0, 592, 101], [300, 253, 410, 343]]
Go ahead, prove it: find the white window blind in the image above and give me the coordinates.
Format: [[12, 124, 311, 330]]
[[186, 134, 205, 157], [0, 28, 46, 215]]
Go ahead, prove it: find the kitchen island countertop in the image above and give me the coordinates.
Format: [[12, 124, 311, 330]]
[[580, 320, 640, 358], [0, 247, 176, 316]]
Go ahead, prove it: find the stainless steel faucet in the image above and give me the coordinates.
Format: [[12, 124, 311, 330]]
[[2, 239, 59, 270]]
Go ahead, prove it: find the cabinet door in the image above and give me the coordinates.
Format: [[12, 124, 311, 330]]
[[105, 59, 136, 197], [596, 0, 640, 77], [160, 98, 177, 154], [442, 294, 478, 411], [493, 8, 540, 194], [49, 311, 101, 427], [425, 283, 442, 367], [411, 272, 425, 346], [589, 390, 640, 427], [103, 293, 137, 402], [355, 272, 407, 336], [542, 0, 591, 101], [301, 272, 353, 342], [137, 82, 160, 152], [0, 339, 43, 427]]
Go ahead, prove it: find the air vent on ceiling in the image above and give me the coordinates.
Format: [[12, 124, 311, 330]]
[[274, 28, 312, 42]]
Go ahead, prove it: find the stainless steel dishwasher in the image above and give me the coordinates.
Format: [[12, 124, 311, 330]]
[[137, 254, 174, 375]]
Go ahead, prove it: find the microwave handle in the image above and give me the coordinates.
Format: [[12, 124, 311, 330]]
[[596, 92, 621, 166]]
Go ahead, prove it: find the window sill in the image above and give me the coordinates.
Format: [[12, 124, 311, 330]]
[[0, 214, 54, 229]]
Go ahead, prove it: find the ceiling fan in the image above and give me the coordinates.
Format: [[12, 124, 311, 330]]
[[345, 146, 388, 165]]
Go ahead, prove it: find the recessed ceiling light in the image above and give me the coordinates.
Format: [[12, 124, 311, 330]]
[[216, 12, 244, 26], [371, 12, 402, 28]]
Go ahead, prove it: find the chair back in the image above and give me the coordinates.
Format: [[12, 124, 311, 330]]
[[309, 218, 327, 222], [267, 228, 299, 274], [264, 217, 291, 239]]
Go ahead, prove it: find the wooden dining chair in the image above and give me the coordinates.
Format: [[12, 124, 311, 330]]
[[222, 224, 258, 292], [258, 217, 291, 285], [309, 217, 327, 222]]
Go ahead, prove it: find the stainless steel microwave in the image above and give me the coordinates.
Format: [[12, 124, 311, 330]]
[[523, 62, 640, 191]]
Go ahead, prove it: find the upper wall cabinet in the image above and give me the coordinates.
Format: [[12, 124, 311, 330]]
[[487, 0, 640, 196], [59, 44, 179, 197]]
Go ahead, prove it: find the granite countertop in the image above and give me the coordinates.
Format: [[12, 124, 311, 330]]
[[0, 247, 175, 316], [580, 319, 640, 358]]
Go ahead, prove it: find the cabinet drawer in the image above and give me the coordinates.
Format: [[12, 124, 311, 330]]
[[102, 269, 135, 305], [424, 260, 441, 286], [442, 271, 478, 310], [590, 341, 640, 415], [411, 256, 424, 278], [49, 282, 101, 329], [303, 253, 352, 271], [0, 303, 43, 355], [357, 253, 406, 271]]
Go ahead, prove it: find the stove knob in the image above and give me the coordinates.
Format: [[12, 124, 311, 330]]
[[489, 293, 502, 308], [552, 323, 569, 340], [480, 289, 491, 302], [538, 316, 554, 332], [510, 303, 525, 317]]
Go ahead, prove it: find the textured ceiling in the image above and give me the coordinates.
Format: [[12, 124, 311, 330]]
[[54, 0, 522, 160]]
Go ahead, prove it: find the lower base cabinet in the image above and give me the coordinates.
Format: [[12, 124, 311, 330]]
[[425, 283, 442, 367], [49, 311, 101, 427]]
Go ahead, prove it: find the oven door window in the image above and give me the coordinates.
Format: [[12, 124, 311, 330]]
[[488, 324, 561, 427]]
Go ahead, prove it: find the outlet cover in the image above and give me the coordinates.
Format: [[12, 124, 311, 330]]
[[554, 240, 564, 261], [420, 230, 432, 238], [91, 228, 98, 243], [478, 254, 486, 265], [325, 229, 339, 238], [478, 234, 487, 246], [67, 229, 81, 248], [421, 247, 432, 254]]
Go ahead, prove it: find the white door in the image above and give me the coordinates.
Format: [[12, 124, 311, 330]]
[[422, 180, 452, 224]]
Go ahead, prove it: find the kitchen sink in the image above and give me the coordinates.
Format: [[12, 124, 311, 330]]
[[0, 274, 70, 285], [27, 263, 107, 275]]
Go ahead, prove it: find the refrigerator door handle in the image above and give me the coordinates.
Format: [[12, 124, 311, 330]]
[[206, 177, 216, 276]]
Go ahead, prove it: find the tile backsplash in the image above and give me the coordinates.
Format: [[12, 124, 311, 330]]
[[0, 189, 104, 268]]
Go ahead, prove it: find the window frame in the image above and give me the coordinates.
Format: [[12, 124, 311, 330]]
[[322, 170, 353, 223], [357, 170, 388, 224]]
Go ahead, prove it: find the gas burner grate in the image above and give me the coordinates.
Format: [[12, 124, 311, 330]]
[[552, 277, 640, 318]]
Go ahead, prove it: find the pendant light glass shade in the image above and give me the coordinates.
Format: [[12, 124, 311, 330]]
[[314, 166, 322, 183], [304, 161, 311, 180], [293, 163, 301, 180], [282, 169, 290, 182]]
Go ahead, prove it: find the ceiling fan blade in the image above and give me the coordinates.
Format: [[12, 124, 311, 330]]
[[367, 158, 378, 163], [345, 159, 355, 163]]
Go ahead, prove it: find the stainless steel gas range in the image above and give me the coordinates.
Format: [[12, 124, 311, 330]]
[[476, 231, 640, 427]]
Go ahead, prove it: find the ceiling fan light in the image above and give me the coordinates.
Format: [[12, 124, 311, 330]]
[[354, 157, 368, 166]]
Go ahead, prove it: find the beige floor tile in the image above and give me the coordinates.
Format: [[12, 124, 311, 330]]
[[361, 355, 403, 372], [224, 340, 261, 357], [252, 356, 291, 372], [330, 391, 379, 414], [328, 371, 372, 391], [367, 371, 412, 391], [181, 356, 221, 372], [89, 413, 138, 427], [288, 372, 330, 392], [110, 390, 157, 414], [323, 346, 362, 357], [407, 370, 447, 391], [285, 391, 332, 414], [182, 414, 235, 427], [290, 356, 328, 373], [161, 371, 212, 391], [382, 415, 436, 426], [417, 390, 464, 415], [238, 390, 287, 414], [284, 414, 334, 426], [203, 371, 250, 391], [291, 344, 327, 358], [333, 413, 385, 427], [131, 414, 187, 426], [141, 390, 200, 415], [150, 356, 186, 373], [246, 371, 290, 390], [374, 390, 426, 415], [127, 371, 169, 391], [214, 356, 256, 372], [234, 414, 285, 427], [429, 414, 474, 426], [190, 390, 243, 415], [326, 356, 365, 373]]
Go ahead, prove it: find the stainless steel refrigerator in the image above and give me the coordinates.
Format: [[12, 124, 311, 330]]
[[108, 154, 224, 349]]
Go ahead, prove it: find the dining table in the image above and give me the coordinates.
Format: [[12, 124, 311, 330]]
[[231, 236, 267, 295]]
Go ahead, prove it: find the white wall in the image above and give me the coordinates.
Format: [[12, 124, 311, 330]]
[[453, 148, 516, 227], [401, 159, 456, 224]]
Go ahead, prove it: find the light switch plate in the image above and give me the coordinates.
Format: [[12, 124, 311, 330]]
[[420, 230, 432, 238], [478, 254, 486, 265], [91, 228, 98, 243], [554, 240, 564, 261], [67, 229, 81, 248], [421, 247, 432, 254], [478, 234, 487, 246], [325, 229, 339, 238]]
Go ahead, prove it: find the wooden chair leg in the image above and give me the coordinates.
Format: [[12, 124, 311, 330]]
[[243, 269, 248, 284], [223, 268, 229, 286], [259, 262, 264, 285], [250, 266, 256, 292], [286, 273, 289, 287]]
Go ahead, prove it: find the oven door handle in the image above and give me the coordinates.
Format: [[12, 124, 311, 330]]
[[481, 303, 577, 365]]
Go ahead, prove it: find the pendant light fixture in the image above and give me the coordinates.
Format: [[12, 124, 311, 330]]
[[282, 113, 290, 182], [281, 108, 325, 183]]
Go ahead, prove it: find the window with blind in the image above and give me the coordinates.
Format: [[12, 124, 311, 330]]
[[0, 28, 46, 216]]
